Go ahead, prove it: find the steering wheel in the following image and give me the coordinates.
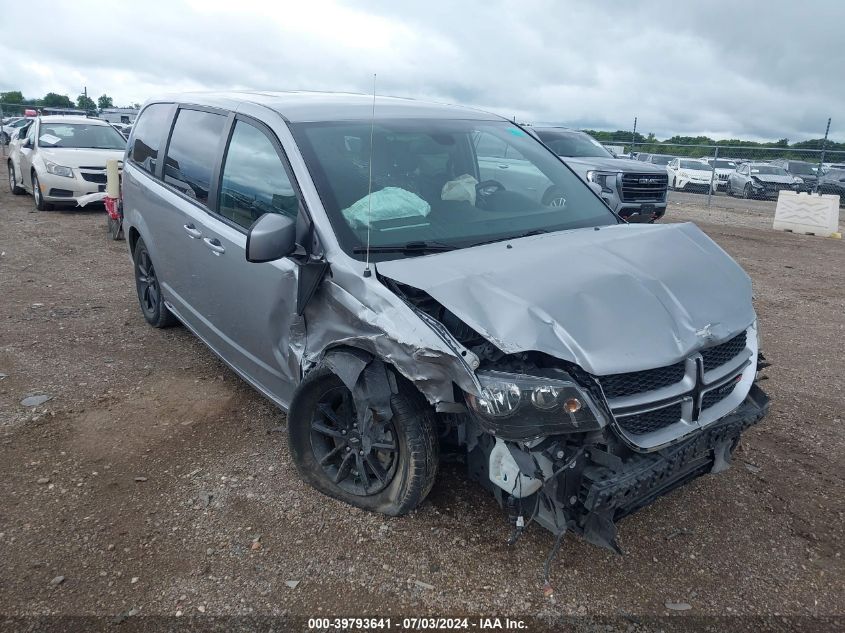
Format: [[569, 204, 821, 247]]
[[475, 179, 506, 208], [541, 185, 567, 208]]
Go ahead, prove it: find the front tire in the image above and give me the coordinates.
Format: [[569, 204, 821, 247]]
[[8, 163, 25, 194], [743, 183, 753, 199], [288, 365, 439, 516], [32, 172, 52, 211], [133, 237, 177, 328]]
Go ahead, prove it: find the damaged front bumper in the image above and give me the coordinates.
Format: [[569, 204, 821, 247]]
[[468, 384, 770, 551]]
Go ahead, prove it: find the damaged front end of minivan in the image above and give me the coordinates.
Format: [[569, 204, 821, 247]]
[[300, 221, 771, 552]]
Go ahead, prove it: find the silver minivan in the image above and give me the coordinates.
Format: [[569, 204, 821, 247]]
[[123, 92, 769, 550]]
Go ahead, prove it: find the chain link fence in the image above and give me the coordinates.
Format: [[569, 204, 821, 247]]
[[600, 140, 845, 209]]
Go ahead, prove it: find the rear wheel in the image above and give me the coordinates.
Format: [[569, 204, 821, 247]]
[[32, 172, 52, 211], [288, 365, 439, 516], [108, 216, 124, 241], [133, 237, 177, 328]]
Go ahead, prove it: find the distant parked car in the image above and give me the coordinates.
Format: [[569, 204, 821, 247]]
[[666, 158, 713, 192], [646, 154, 674, 166], [531, 127, 668, 221], [817, 169, 845, 204], [769, 159, 818, 192], [1, 117, 32, 144], [726, 162, 802, 199], [111, 122, 133, 139], [701, 158, 737, 191], [7, 115, 126, 209]]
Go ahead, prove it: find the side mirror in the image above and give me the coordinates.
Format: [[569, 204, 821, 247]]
[[22, 138, 32, 149], [246, 213, 297, 263]]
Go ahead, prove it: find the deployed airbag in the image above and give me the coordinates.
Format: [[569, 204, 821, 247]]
[[341, 187, 430, 228]]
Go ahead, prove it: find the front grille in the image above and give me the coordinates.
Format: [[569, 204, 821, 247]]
[[702, 380, 738, 410], [718, 173, 729, 181], [620, 173, 668, 202], [701, 331, 747, 372], [81, 172, 107, 184], [596, 361, 685, 399], [617, 402, 683, 435]]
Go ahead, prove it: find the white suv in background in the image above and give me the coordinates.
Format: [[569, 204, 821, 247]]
[[702, 157, 738, 192], [7, 115, 126, 210]]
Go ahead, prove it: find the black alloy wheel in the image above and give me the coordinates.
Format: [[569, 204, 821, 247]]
[[309, 385, 398, 496]]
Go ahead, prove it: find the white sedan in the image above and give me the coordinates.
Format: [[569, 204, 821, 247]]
[[666, 158, 714, 192]]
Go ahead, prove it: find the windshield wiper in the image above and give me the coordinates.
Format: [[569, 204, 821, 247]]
[[469, 229, 550, 248], [353, 240, 456, 254]]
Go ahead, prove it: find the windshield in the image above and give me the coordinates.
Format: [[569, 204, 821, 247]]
[[710, 159, 736, 169], [750, 165, 789, 176], [37, 123, 126, 149], [787, 162, 815, 175], [649, 154, 673, 165], [292, 119, 617, 261], [680, 160, 713, 171], [533, 129, 613, 158]]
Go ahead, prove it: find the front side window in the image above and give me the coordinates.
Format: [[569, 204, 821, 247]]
[[130, 104, 172, 174], [163, 108, 227, 206], [292, 118, 617, 262], [218, 120, 299, 229]]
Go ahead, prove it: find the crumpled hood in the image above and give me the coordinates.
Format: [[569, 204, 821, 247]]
[[39, 147, 124, 169], [378, 222, 755, 376], [562, 156, 667, 176]]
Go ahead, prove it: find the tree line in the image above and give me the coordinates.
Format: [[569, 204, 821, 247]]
[[584, 129, 845, 160], [0, 90, 140, 113]]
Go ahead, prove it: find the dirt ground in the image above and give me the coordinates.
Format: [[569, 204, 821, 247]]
[[1, 159, 843, 628]]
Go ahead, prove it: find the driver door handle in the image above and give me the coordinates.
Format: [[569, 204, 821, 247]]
[[203, 237, 225, 256], [497, 163, 509, 169], [183, 223, 202, 239]]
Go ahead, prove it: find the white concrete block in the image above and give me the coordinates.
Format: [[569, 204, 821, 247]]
[[773, 191, 840, 237]]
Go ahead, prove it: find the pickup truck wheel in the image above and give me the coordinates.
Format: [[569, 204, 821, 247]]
[[288, 366, 439, 516], [32, 172, 52, 211], [8, 163, 25, 195], [133, 237, 177, 328]]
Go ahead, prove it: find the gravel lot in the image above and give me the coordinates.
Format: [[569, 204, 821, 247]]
[[1, 159, 843, 627]]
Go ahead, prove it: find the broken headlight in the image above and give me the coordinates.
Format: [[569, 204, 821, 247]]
[[465, 370, 607, 440]]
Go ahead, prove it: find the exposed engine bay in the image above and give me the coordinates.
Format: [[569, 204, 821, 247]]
[[385, 276, 771, 553]]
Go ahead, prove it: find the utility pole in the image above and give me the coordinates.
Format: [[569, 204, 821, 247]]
[[632, 116, 637, 155], [815, 117, 831, 195]]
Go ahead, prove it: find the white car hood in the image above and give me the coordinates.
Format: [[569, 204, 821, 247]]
[[38, 147, 124, 169], [378, 222, 755, 376]]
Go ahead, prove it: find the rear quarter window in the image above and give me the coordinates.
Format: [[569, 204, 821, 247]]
[[130, 104, 174, 175]]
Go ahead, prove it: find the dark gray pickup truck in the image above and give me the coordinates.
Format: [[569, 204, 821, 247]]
[[530, 127, 668, 222]]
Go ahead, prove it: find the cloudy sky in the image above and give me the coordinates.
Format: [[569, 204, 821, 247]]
[[1, 0, 841, 142]]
